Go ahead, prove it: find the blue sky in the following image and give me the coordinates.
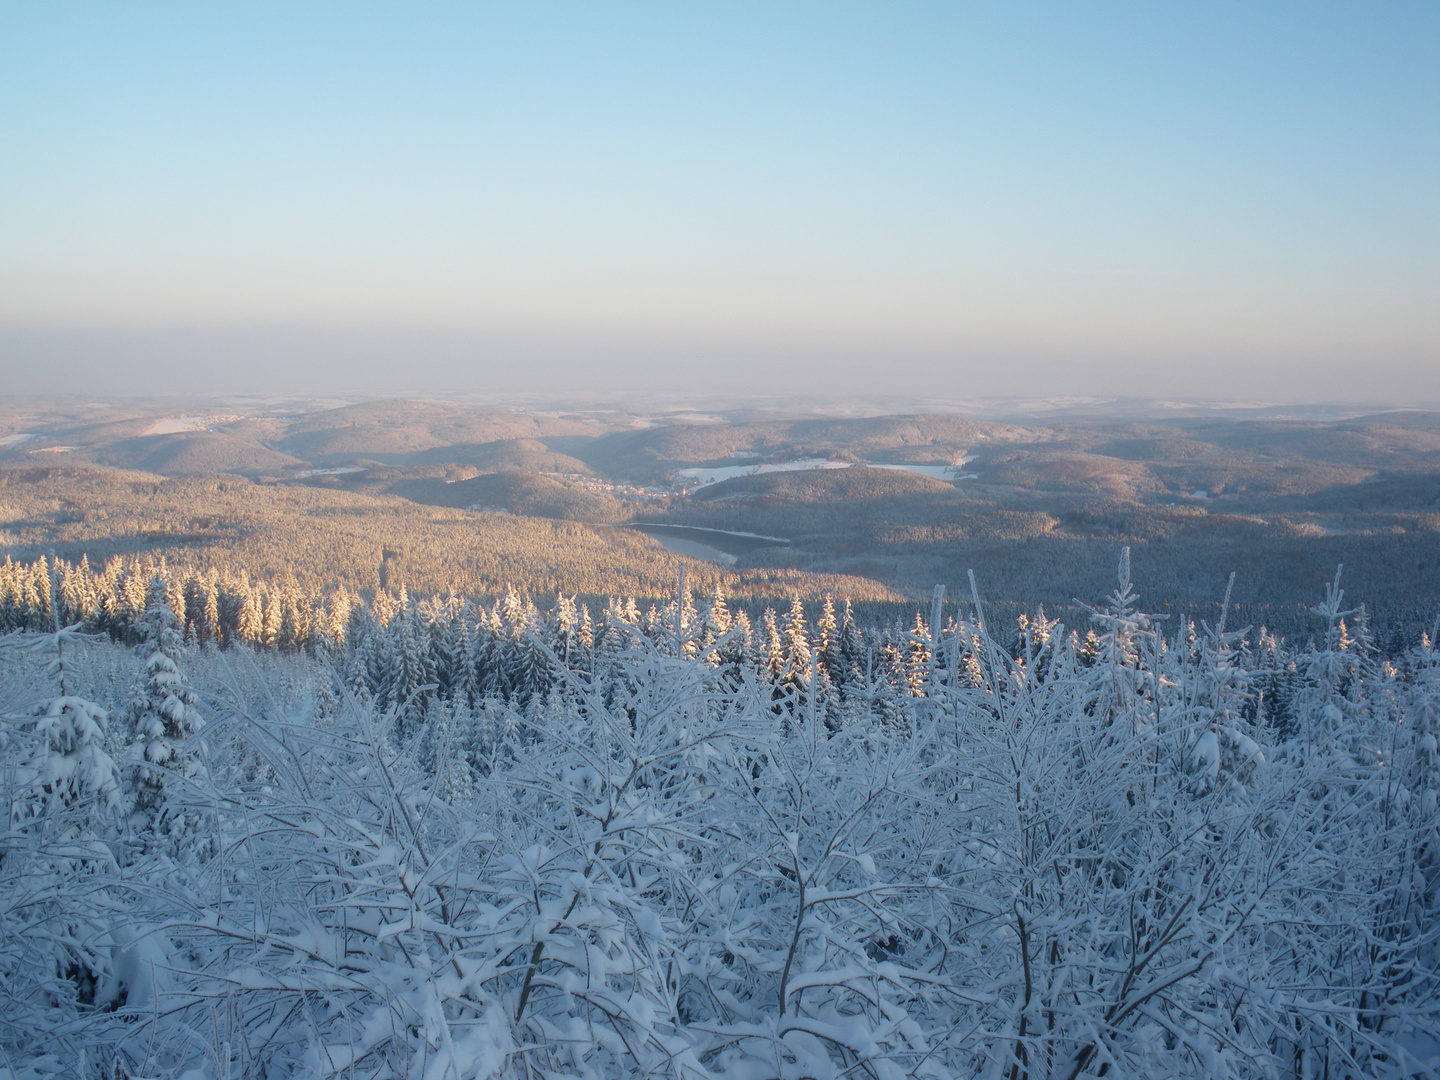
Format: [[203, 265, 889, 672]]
[[1, 3, 1436, 399]]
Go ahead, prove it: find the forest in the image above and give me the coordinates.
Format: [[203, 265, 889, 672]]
[[1, 549, 1437, 1079], [4, 398, 1439, 643], [0, 465, 894, 605]]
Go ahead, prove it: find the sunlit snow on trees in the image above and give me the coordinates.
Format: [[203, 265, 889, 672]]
[[0, 554, 1437, 1079]]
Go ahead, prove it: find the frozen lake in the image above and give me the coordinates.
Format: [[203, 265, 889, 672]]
[[675, 458, 850, 484], [629, 523, 790, 565], [642, 535, 739, 565], [296, 466, 367, 478], [675, 457, 977, 485]]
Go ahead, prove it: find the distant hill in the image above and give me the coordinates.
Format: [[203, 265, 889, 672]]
[[3, 397, 1440, 636], [94, 431, 304, 476], [384, 469, 634, 523], [0, 463, 898, 604], [575, 415, 1012, 480], [1347, 410, 1440, 428], [277, 400, 602, 461], [409, 437, 594, 474], [979, 450, 1168, 499]]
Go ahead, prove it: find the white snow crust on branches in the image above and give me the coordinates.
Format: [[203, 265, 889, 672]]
[[0, 555, 1436, 1079]]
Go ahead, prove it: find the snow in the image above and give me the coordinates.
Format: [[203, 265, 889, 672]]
[[140, 413, 245, 436], [0, 433, 36, 447], [641, 534, 739, 565], [296, 466, 367, 478], [141, 416, 211, 435], [0, 555, 1436, 1078], [676, 458, 852, 483], [869, 461, 979, 480], [631, 523, 791, 564], [1192, 730, 1220, 786], [677, 456, 978, 485], [640, 524, 789, 543]]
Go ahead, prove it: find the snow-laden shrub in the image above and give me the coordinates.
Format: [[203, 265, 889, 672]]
[[0, 558, 1436, 1078]]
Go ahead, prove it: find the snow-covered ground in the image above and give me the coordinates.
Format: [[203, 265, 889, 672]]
[[141, 416, 210, 435], [140, 414, 244, 436], [868, 462, 980, 480]]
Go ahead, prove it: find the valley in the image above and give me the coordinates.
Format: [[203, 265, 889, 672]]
[[3, 395, 1438, 642]]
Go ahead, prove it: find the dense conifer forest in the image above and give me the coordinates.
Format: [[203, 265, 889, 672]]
[[0, 465, 896, 605], [1, 550, 1437, 1078]]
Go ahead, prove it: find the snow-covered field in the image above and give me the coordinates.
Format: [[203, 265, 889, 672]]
[[140, 416, 211, 435], [868, 462, 979, 479], [140, 414, 244, 436]]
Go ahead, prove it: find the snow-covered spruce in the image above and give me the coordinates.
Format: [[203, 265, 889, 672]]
[[0, 555, 1435, 1078], [124, 574, 208, 858]]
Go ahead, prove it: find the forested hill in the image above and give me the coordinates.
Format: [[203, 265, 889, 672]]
[[4, 399, 1440, 640], [0, 550, 1436, 1077], [0, 465, 898, 604]]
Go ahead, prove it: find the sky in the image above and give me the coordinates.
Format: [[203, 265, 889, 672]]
[[1, 2, 1436, 402]]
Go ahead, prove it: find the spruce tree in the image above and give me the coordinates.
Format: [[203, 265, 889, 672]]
[[4, 561, 124, 1024], [125, 575, 205, 852], [718, 608, 753, 682], [903, 611, 931, 696], [815, 595, 841, 679], [236, 585, 264, 645], [760, 608, 785, 683], [780, 595, 812, 691], [549, 592, 579, 665], [700, 583, 732, 658], [838, 599, 867, 688], [21, 564, 121, 828], [327, 589, 353, 648]]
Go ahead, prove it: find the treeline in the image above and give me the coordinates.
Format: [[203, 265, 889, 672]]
[[0, 553, 357, 650], [0, 552, 920, 715], [0, 553, 880, 665], [5, 551, 1434, 749]]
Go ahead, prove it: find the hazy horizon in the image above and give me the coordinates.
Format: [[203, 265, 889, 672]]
[[3, 4, 1436, 401]]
